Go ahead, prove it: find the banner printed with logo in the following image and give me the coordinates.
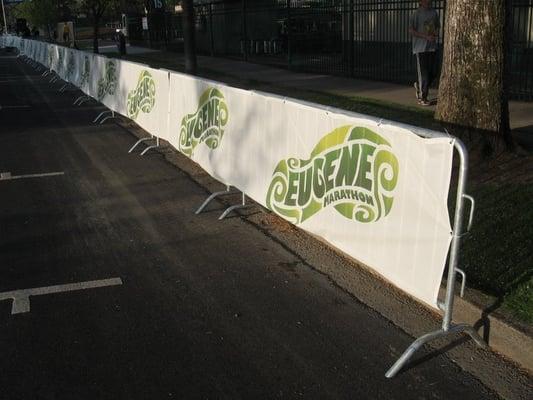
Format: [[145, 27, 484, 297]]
[[76, 50, 93, 95], [167, 71, 252, 186], [13, 38, 455, 307], [40, 43, 48, 66], [86, 53, 120, 113], [48, 44, 60, 73], [108, 61, 170, 139], [62, 48, 78, 84], [167, 79, 454, 307], [230, 92, 454, 307]]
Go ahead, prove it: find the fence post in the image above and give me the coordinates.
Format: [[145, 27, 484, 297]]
[[287, 0, 292, 70], [242, 0, 248, 61], [349, 0, 354, 77], [209, 3, 215, 56]]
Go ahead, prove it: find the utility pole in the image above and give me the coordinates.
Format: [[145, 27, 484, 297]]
[[1, 0, 8, 34]]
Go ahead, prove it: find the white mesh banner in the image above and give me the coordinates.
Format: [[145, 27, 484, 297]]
[[166, 72, 454, 308], [8, 37, 456, 308]]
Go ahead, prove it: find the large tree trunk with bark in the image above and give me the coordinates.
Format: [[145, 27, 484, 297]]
[[182, 0, 197, 74], [436, 0, 511, 145]]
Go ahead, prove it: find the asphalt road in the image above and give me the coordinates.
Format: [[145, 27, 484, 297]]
[[0, 49, 502, 399]]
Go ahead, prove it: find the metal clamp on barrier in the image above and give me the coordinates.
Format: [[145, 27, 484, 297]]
[[385, 140, 487, 378], [195, 186, 239, 215]]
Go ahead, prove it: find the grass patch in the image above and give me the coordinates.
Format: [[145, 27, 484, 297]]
[[503, 278, 533, 323], [460, 184, 533, 323]]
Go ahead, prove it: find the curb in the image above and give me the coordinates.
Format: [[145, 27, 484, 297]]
[[447, 287, 533, 373]]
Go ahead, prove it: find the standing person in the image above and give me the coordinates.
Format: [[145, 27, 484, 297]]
[[116, 29, 126, 56], [409, 0, 440, 106], [63, 23, 70, 43]]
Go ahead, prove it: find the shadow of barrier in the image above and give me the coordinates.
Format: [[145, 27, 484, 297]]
[[4, 34, 488, 378]]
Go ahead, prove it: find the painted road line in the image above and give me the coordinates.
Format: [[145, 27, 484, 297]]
[[0, 278, 123, 314], [0, 171, 65, 181], [0, 105, 32, 110]]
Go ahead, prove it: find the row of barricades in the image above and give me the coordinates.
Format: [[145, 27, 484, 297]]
[[1, 35, 487, 377]]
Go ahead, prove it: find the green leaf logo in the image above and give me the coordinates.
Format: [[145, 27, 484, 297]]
[[97, 60, 117, 101], [66, 52, 76, 80], [57, 48, 64, 72], [266, 126, 399, 225], [48, 47, 53, 67], [179, 88, 228, 157], [127, 70, 156, 120], [79, 56, 91, 87]]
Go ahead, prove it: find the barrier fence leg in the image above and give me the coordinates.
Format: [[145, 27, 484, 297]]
[[128, 137, 154, 154], [140, 136, 160, 156], [195, 186, 239, 215], [385, 140, 487, 378], [385, 324, 487, 379], [77, 96, 92, 106], [100, 111, 117, 124], [93, 110, 112, 124], [73, 95, 88, 105], [219, 191, 250, 220]]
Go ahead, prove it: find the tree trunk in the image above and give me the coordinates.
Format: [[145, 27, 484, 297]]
[[182, 0, 197, 74], [93, 19, 100, 54], [435, 0, 511, 143]]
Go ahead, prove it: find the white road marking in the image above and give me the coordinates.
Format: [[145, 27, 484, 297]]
[[0, 278, 123, 314], [0, 171, 65, 181], [0, 105, 31, 110]]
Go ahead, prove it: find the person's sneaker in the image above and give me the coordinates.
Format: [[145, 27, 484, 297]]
[[419, 99, 431, 106], [414, 82, 421, 100]]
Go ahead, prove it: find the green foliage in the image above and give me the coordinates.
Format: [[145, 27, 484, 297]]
[[504, 278, 533, 323], [15, 0, 62, 29]]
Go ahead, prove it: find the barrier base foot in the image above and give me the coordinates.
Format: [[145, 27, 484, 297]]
[[99, 115, 117, 125], [140, 144, 160, 156], [195, 187, 238, 215], [385, 324, 487, 379], [128, 137, 154, 154], [218, 192, 250, 220], [77, 97, 92, 106], [73, 95, 89, 106], [218, 204, 250, 220], [93, 110, 114, 124]]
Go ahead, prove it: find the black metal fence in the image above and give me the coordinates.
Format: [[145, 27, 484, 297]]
[[134, 0, 533, 100]]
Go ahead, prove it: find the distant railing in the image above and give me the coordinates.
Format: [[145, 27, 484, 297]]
[[133, 0, 533, 100]]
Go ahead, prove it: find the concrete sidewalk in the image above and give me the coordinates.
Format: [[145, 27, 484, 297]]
[[120, 45, 533, 133]]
